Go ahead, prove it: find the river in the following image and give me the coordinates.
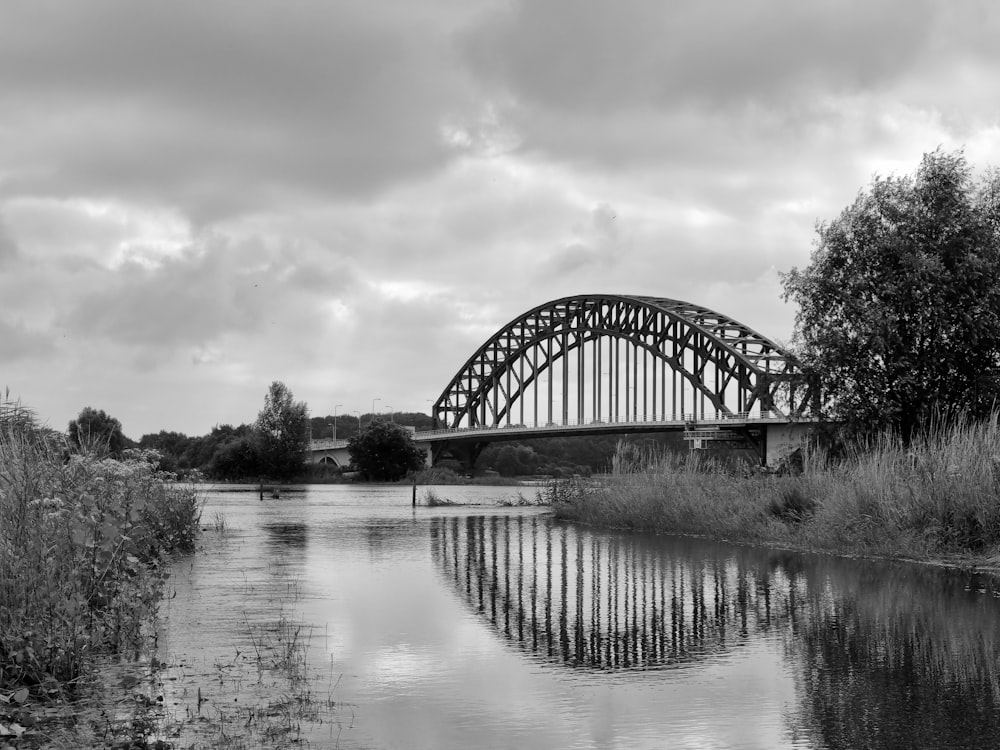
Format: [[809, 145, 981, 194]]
[[96, 483, 1000, 749]]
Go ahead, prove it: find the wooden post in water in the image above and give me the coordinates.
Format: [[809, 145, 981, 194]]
[[412, 476, 417, 507]]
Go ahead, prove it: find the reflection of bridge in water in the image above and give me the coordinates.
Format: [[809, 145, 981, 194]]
[[430, 514, 800, 671], [432, 512, 1000, 746]]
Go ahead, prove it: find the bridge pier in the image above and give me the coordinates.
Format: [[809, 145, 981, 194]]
[[686, 422, 813, 466], [432, 440, 486, 473], [763, 423, 813, 467]]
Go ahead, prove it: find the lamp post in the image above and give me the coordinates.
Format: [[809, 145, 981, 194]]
[[385, 405, 393, 422], [352, 411, 362, 436], [370, 397, 381, 430], [332, 403, 343, 440]]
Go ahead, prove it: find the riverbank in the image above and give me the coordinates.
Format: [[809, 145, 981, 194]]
[[0, 415, 202, 746], [224, 464, 526, 486], [553, 419, 1000, 570]]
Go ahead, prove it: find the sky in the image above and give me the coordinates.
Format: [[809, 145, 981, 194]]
[[2, 0, 1000, 439]]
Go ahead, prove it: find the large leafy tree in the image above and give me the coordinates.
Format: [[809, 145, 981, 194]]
[[253, 381, 309, 479], [207, 435, 260, 480], [68, 406, 129, 455], [782, 149, 1000, 437], [348, 419, 426, 480]]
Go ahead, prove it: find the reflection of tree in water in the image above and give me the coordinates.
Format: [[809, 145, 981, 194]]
[[430, 515, 807, 671], [360, 518, 427, 562], [264, 522, 309, 548], [431, 514, 1000, 747], [786, 563, 1000, 748], [261, 522, 309, 580]]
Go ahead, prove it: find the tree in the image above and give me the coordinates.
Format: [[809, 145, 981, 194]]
[[253, 382, 309, 480], [192, 423, 252, 470], [68, 406, 129, 455], [347, 419, 426, 480], [207, 435, 260, 480], [782, 149, 1000, 437]]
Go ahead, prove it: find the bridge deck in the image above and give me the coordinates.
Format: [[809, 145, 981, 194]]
[[309, 413, 819, 451]]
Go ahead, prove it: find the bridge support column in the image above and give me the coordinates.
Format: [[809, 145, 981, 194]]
[[431, 440, 487, 473], [309, 446, 352, 467], [764, 423, 812, 467]]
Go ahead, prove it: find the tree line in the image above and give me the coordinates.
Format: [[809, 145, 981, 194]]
[[69, 381, 312, 480], [69, 384, 645, 481]]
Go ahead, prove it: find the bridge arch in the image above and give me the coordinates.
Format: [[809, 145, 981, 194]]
[[433, 294, 818, 430]]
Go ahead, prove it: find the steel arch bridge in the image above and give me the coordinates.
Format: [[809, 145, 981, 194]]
[[432, 293, 819, 435]]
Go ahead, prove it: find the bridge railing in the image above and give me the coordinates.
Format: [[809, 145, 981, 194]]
[[307, 411, 811, 450]]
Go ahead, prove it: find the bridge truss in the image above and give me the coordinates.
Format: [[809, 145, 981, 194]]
[[432, 294, 818, 431]]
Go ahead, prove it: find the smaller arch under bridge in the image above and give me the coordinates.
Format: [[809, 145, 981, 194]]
[[430, 294, 820, 465]]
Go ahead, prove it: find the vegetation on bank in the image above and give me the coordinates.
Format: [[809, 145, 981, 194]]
[[191, 381, 310, 481], [474, 432, 686, 478], [71, 381, 311, 482], [347, 419, 426, 480], [0, 403, 201, 712], [128, 408, 647, 481], [783, 148, 1000, 438], [555, 418, 1000, 562]]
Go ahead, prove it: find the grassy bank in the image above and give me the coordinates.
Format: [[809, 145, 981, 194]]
[[0, 407, 201, 719], [554, 418, 1000, 564]]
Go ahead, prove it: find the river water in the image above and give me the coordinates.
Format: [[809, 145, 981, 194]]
[[133, 484, 1000, 749]]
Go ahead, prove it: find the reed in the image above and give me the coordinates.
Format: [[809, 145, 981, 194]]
[[0, 408, 202, 697], [423, 488, 454, 506], [555, 416, 1000, 560]]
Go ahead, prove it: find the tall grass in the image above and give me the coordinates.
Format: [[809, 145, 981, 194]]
[[0, 409, 201, 694], [555, 417, 1000, 561]]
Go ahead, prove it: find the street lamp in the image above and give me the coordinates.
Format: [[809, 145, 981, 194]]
[[370, 397, 381, 429], [332, 403, 343, 440], [385, 405, 393, 422], [352, 411, 362, 435]]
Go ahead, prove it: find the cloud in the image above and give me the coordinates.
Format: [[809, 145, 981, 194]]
[[0, 1, 484, 221], [456, 0, 1000, 174], [462, 0, 937, 111], [0, 216, 18, 266], [0, 318, 54, 363], [58, 234, 359, 365], [545, 203, 622, 276], [3, 197, 189, 269]]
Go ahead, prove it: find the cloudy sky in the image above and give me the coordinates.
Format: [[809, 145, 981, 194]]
[[2, 0, 999, 439]]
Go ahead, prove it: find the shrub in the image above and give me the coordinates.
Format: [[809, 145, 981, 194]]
[[767, 485, 817, 523], [348, 420, 426, 481], [414, 466, 466, 485], [0, 420, 201, 693], [423, 489, 454, 506]]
